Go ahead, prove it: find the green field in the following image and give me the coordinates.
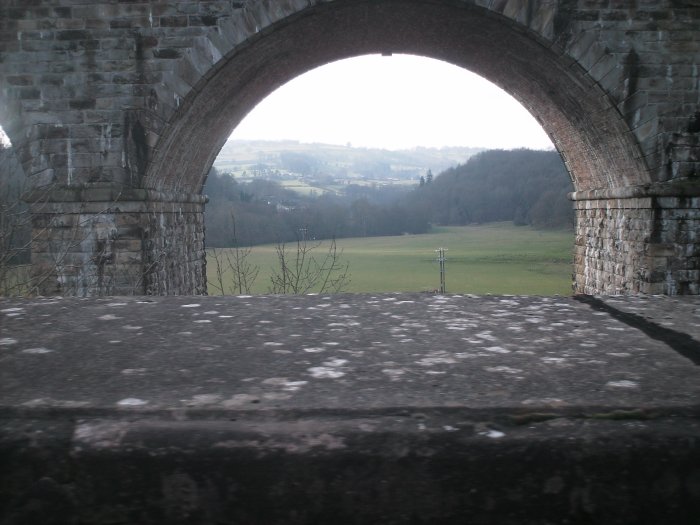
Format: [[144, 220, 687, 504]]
[[207, 223, 574, 296]]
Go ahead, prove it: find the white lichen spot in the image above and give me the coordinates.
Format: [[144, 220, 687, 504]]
[[123, 325, 143, 330], [608, 352, 631, 357], [606, 380, 639, 388], [262, 378, 308, 392], [1, 307, 24, 313], [416, 357, 457, 366], [525, 317, 545, 324], [262, 392, 291, 400], [116, 397, 148, 406], [203, 310, 219, 315], [22, 347, 53, 354], [263, 342, 284, 346], [485, 366, 523, 374], [308, 367, 345, 379], [521, 397, 565, 406], [0, 338, 18, 346], [121, 368, 147, 375], [579, 343, 597, 348], [322, 342, 340, 346], [323, 358, 348, 367], [282, 380, 308, 391], [481, 430, 506, 439], [484, 346, 510, 354], [218, 315, 233, 318], [303, 347, 326, 353], [108, 340, 122, 344], [382, 368, 406, 379], [499, 299, 520, 306], [184, 394, 223, 406], [273, 349, 292, 354], [193, 320, 212, 324], [541, 357, 567, 363], [443, 425, 458, 432], [106, 302, 128, 307], [98, 314, 121, 320], [258, 320, 273, 324], [475, 331, 498, 341], [181, 303, 201, 308]]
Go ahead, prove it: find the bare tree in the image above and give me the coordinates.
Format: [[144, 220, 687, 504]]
[[269, 232, 350, 295], [208, 210, 259, 295]]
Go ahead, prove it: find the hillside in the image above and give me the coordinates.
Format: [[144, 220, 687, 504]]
[[213, 139, 483, 184]]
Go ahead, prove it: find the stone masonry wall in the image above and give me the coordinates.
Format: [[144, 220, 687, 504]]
[[28, 188, 206, 296], [0, 0, 698, 295]]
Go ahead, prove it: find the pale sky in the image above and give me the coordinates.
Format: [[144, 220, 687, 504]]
[[230, 54, 554, 151], [0, 55, 554, 152]]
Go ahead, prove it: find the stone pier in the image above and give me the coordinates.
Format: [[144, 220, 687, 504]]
[[572, 180, 700, 295], [25, 187, 207, 296]]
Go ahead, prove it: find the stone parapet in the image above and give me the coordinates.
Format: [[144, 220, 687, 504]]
[[1, 294, 700, 523]]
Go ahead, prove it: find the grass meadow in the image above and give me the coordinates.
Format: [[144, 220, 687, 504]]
[[207, 223, 574, 296]]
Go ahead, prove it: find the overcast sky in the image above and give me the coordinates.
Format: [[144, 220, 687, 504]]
[[0, 55, 554, 152], [230, 54, 554, 151]]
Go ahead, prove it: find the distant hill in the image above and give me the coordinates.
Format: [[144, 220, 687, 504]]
[[204, 147, 573, 248], [213, 139, 484, 182]]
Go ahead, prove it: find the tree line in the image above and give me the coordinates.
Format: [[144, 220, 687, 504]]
[[406, 148, 574, 229], [203, 174, 427, 247], [204, 148, 574, 248]]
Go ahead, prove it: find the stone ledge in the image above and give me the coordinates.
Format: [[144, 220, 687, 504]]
[[1, 294, 700, 523], [569, 178, 700, 201], [2, 406, 700, 525], [23, 184, 208, 205]]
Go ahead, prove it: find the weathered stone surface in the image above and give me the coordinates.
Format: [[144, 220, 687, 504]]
[[1, 294, 699, 524], [0, 0, 699, 295], [571, 181, 700, 294], [24, 189, 207, 296]]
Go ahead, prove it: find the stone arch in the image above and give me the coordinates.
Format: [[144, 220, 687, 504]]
[[143, 1, 649, 196], [1, 0, 697, 295]]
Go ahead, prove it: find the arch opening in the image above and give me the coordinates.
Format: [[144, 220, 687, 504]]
[[144, 1, 648, 197], [226, 54, 555, 152]]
